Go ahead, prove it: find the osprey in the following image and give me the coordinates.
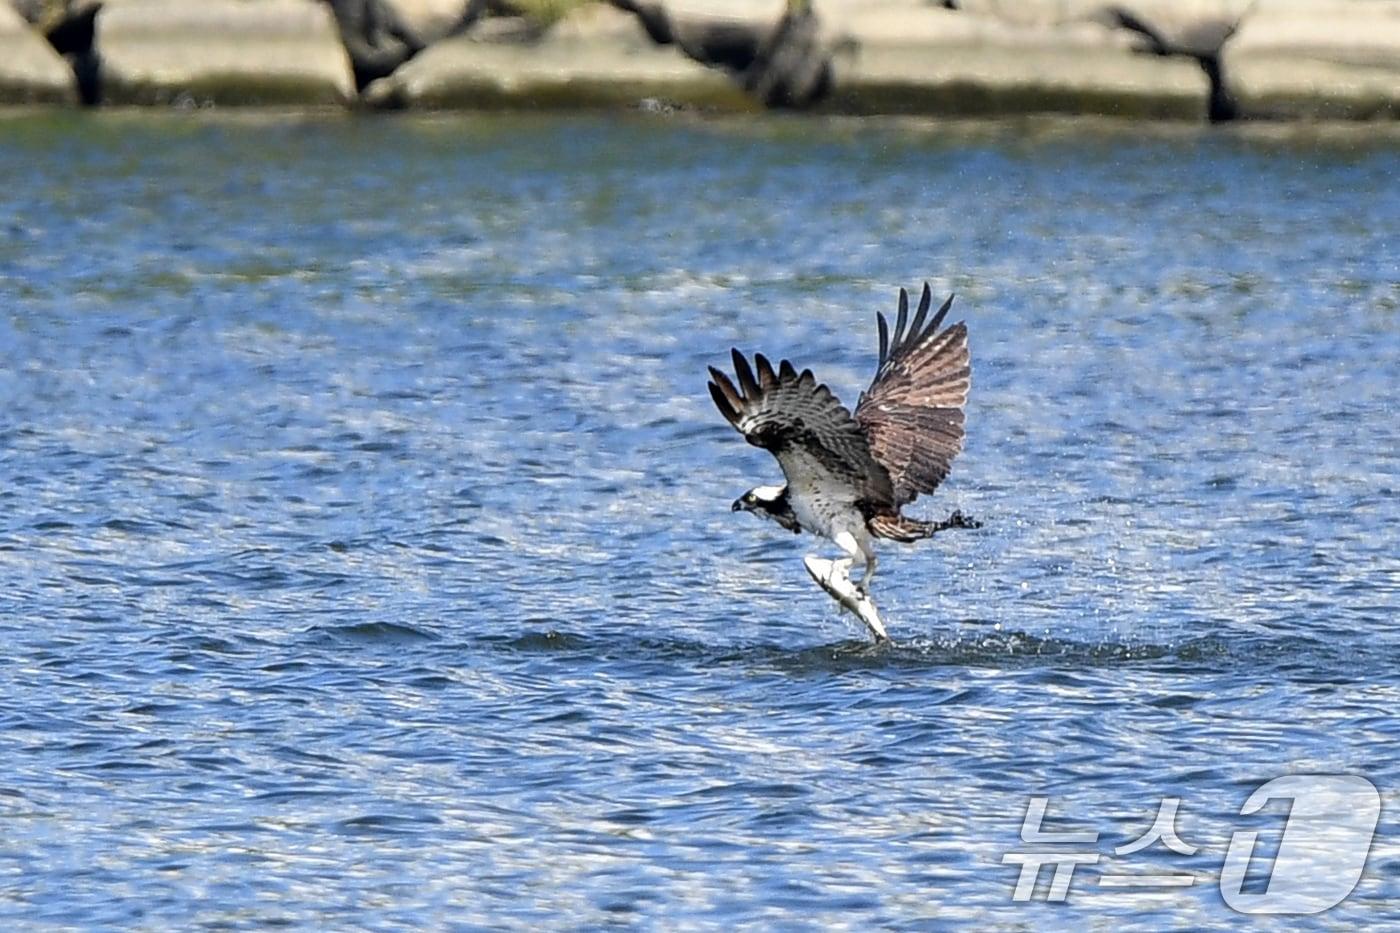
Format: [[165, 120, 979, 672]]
[[708, 282, 980, 642]]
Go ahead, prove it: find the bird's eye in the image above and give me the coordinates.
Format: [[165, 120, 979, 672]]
[[744, 493, 754, 502]]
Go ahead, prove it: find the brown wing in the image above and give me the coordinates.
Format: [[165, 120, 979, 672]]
[[709, 349, 894, 505], [853, 282, 970, 507]]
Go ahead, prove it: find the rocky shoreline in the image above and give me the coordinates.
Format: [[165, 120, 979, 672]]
[[3, 0, 1398, 121]]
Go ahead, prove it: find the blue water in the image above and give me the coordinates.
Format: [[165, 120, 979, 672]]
[[1, 111, 1397, 928]]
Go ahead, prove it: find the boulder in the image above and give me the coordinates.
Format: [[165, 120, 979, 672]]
[[665, 0, 784, 34], [0, 2, 78, 102], [364, 2, 753, 109], [1055, 0, 1400, 119], [818, 2, 1207, 117], [1231, 0, 1400, 119], [381, 0, 472, 40], [97, 0, 355, 105]]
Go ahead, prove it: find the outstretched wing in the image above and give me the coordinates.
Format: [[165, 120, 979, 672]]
[[709, 349, 894, 505], [854, 282, 970, 507]]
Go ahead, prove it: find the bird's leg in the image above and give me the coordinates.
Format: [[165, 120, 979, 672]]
[[837, 533, 878, 597], [830, 531, 861, 589], [858, 550, 877, 597]]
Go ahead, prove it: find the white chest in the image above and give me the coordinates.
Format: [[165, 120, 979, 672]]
[[788, 473, 863, 542]]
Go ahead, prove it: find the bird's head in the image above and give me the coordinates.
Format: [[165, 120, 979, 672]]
[[732, 484, 786, 517]]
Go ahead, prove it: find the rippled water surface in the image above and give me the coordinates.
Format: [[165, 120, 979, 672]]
[[1, 111, 1398, 928]]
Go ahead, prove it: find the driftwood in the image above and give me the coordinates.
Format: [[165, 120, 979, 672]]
[[322, 0, 427, 91], [946, 1, 1259, 123], [13, 0, 101, 104], [1104, 3, 1254, 123], [610, 0, 833, 109]]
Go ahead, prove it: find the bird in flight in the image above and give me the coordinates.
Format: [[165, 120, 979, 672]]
[[708, 282, 980, 641]]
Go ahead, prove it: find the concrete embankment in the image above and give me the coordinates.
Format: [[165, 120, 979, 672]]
[[1, 0, 1397, 121]]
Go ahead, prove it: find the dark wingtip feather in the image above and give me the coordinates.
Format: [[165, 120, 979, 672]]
[[754, 352, 778, 388], [893, 287, 909, 349], [731, 348, 760, 399], [779, 359, 797, 380], [908, 282, 934, 339], [708, 366, 744, 415], [929, 293, 955, 332], [707, 381, 738, 425], [876, 312, 890, 367]]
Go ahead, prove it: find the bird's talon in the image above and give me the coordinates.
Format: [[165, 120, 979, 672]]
[[947, 509, 982, 529]]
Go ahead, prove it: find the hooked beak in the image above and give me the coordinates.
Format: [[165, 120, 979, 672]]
[[731, 498, 745, 512]]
